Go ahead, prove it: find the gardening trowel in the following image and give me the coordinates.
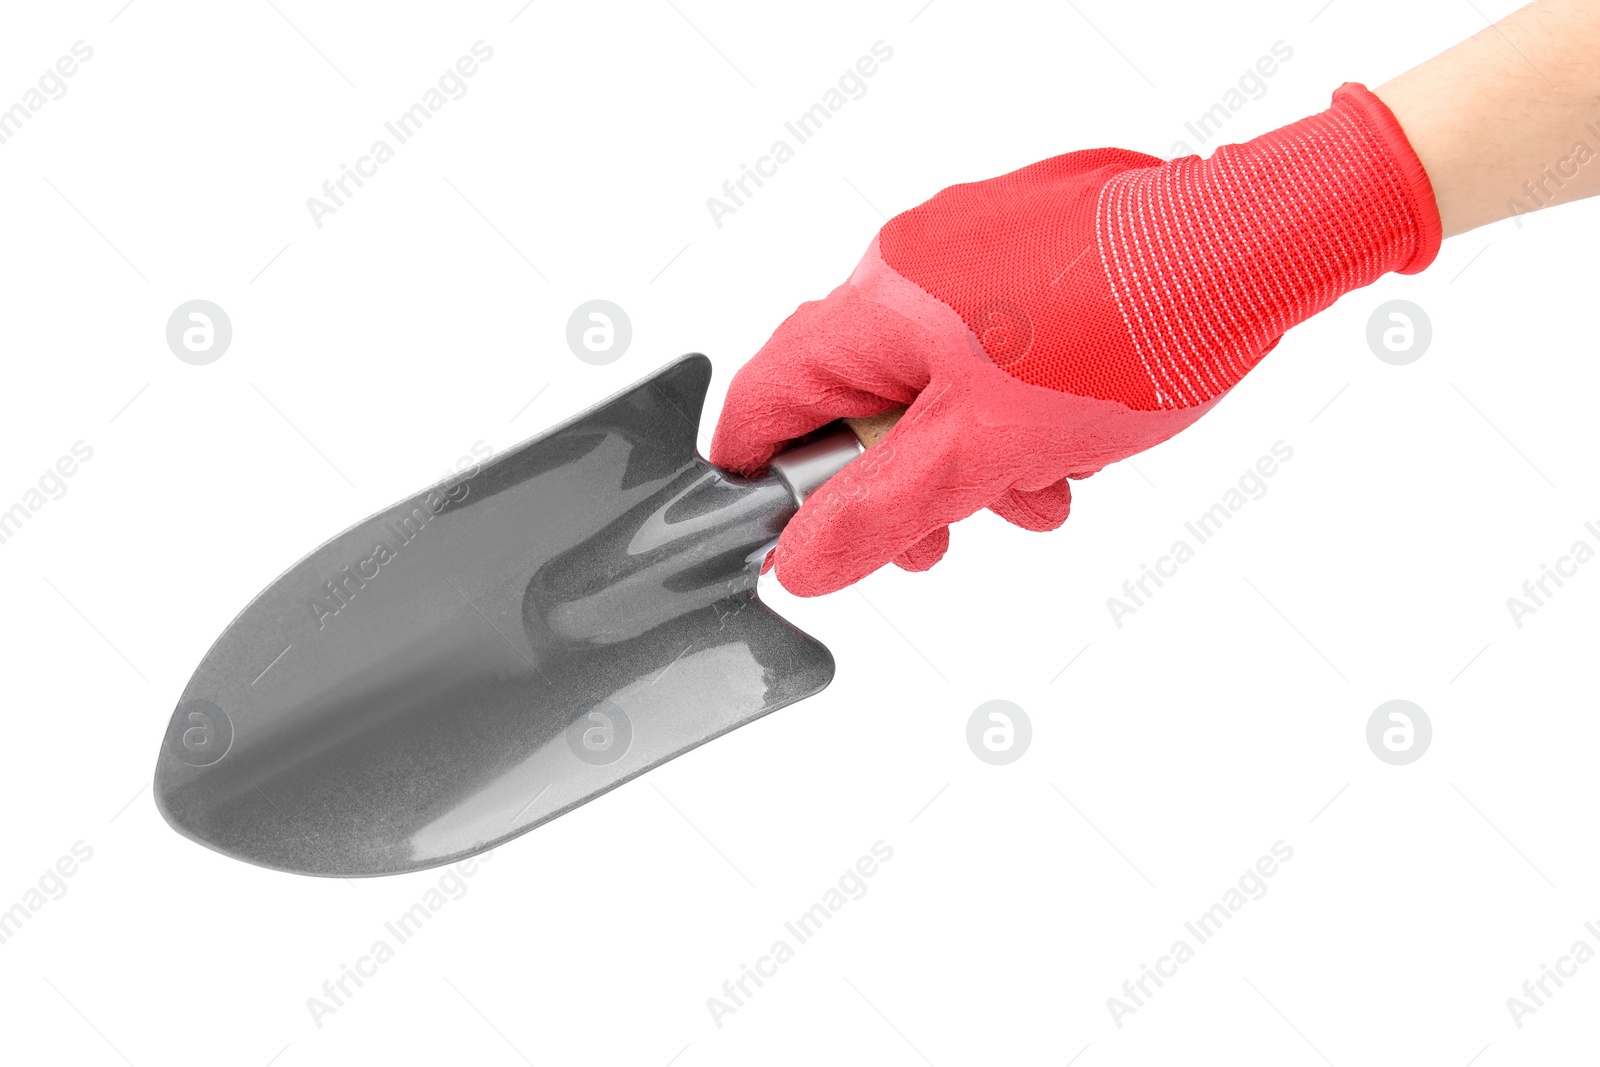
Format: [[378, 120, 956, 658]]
[[154, 355, 900, 877]]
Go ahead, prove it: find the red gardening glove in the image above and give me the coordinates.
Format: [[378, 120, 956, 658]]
[[712, 82, 1441, 597]]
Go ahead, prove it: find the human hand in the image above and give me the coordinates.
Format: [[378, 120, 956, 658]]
[[712, 82, 1441, 597]]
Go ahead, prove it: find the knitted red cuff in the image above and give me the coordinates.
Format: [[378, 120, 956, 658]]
[[1333, 81, 1444, 274]]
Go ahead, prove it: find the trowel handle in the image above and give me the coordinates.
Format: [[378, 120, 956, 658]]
[[843, 406, 907, 449], [768, 405, 907, 506]]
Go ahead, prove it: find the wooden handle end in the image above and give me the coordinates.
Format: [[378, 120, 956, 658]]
[[843, 406, 906, 450]]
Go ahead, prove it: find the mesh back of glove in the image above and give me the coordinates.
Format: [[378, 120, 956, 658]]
[[712, 83, 1442, 596]]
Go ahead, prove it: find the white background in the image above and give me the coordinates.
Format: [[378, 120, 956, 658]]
[[2, 1, 1597, 1064]]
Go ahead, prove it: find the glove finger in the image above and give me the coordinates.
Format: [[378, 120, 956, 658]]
[[893, 527, 949, 572], [988, 478, 1072, 532], [772, 384, 995, 596], [710, 288, 931, 475]]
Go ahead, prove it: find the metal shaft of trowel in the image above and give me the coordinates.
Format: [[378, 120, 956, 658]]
[[768, 424, 865, 505]]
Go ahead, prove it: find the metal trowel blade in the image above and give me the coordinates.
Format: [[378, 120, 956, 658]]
[[154, 354, 835, 876]]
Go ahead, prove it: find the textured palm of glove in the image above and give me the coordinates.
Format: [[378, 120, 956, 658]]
[[712, 83, 1442, 597]]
